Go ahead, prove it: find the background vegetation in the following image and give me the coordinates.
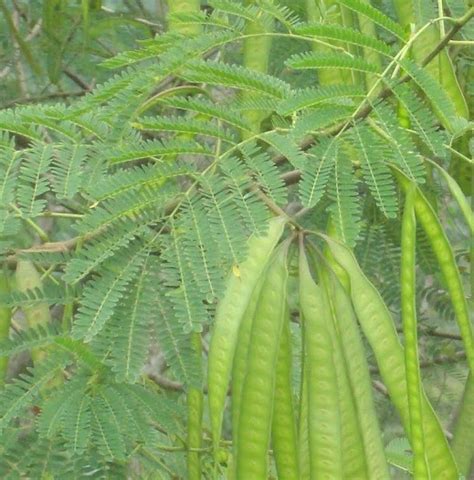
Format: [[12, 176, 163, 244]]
[[0, 0, 472, 478]]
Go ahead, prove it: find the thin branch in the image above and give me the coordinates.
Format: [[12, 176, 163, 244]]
[[63, 68, 93, 92]]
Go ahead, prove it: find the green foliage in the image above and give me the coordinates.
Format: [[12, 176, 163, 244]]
[[0, 0, 471, 477]]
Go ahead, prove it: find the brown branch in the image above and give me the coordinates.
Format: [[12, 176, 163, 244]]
[[63, 68, 93, 92]]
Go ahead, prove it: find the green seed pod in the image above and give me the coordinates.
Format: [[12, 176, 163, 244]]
[[236, 242, 289, 479], [242, 0, 274, 135], [324, 237, 459, 478], [271, 313, 299, 479], [231, 272, 267, 467], [321, 264, 390, 479], [395, 170, 474, 374], [208, 217, 286, 453], [401, 186, 430, 478], [451, 374, 474, 478]]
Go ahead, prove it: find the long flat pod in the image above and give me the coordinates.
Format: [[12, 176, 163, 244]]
[[396, 169, 474, 374], [208, 216, 286, 450], [321, 265, 390, 479], [298, 326, 311, 480], [299, 248, 343, 479], [451, 374, 474, 478], [242, 0, 273, 135], [231, 272, 267, 465], [401, 186, 429, 478], [324, 238, 459, 478], [236, 241, 289, 479], [271, 312, 299, 479], [320, 272, 368, 479]]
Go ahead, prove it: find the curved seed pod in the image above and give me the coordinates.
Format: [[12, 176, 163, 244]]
[[15, 260, 52, 365], [271, 312, 299, 479], [395, 170, 474, 374], [322, 279, 368, 479], [0, 269, 12, 386], [187, 333, 203, 480], [321, 265, 390, 479], [401, 186, 430, 478], [324, 238, 459, 478], [208, 216, 286, 451], [236, 242, 289, 479], [242, 0, 273, 135], [231, 272, 267, 464], [299, 248, 343, 479], [298, 323, 311, 480], [451, 374, 474, 478]]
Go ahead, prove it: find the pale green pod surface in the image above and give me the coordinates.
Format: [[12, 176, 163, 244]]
[[242, 0, 273, 135], [451, 374, 474, 478], [298, 331, 311, 480], [323, 281, 368, 479], [16, 260, 53, 365], [299, 249, 344, 479], [396, 171, 474, 375], [271, 313, 299, 480], [236, 243, 289, 479], [231, 272, 267, 463], [325, 239, 459, 479], [315, 264, 368, 478], [401, 187, 429, 478], [324, 269, 390, 479], [208, 216, 286, 451]]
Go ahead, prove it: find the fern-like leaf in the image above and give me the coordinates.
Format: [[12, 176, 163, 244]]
[[277, 84, 364, 115], [0, 352, 70, 432], [337, 0, 405, 39], [181, 60, 291, 99], [294, 23, 394, 57], [299, 137, 338, 208], [327, 145, 361, 246], [350, 125, 398, 218], [286, 52, 380, 74], [133, 115, 237, 144], [397, 59, 458, 130], [16, 144, 53, 217], [108, 257, 153, 383], [50, 144, 86, 200], [71, 243, 147, 341]]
